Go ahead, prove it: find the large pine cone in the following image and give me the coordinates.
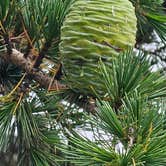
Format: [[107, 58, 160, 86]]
[[60, 0, 137, 95]]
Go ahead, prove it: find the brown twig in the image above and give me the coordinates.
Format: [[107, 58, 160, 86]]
[[2, 48, 67, 91]]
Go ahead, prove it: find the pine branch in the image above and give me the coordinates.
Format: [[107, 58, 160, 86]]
[[1, 48, 67, 90]]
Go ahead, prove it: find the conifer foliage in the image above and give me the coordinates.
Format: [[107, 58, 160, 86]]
[[0, 0, 166, 165]]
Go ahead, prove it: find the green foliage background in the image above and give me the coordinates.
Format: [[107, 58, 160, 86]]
[[0, 0, 166, 165]]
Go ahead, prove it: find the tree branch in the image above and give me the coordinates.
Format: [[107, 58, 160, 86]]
[[2, 48, 67, 90]]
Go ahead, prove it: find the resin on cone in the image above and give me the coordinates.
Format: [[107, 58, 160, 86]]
[[60, 0, 137, 95]]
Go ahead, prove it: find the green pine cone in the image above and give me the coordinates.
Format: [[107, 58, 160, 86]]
[[60, 0, 137, 95]]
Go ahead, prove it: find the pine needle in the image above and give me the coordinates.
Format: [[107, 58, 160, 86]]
[[12, 92, 24, 114], [7, 73, 26, 98]]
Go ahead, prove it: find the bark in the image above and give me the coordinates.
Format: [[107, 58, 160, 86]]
[[2, 48, 67, 90]]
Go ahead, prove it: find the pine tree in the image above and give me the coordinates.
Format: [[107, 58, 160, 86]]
[[0, 0, 166, 166]]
